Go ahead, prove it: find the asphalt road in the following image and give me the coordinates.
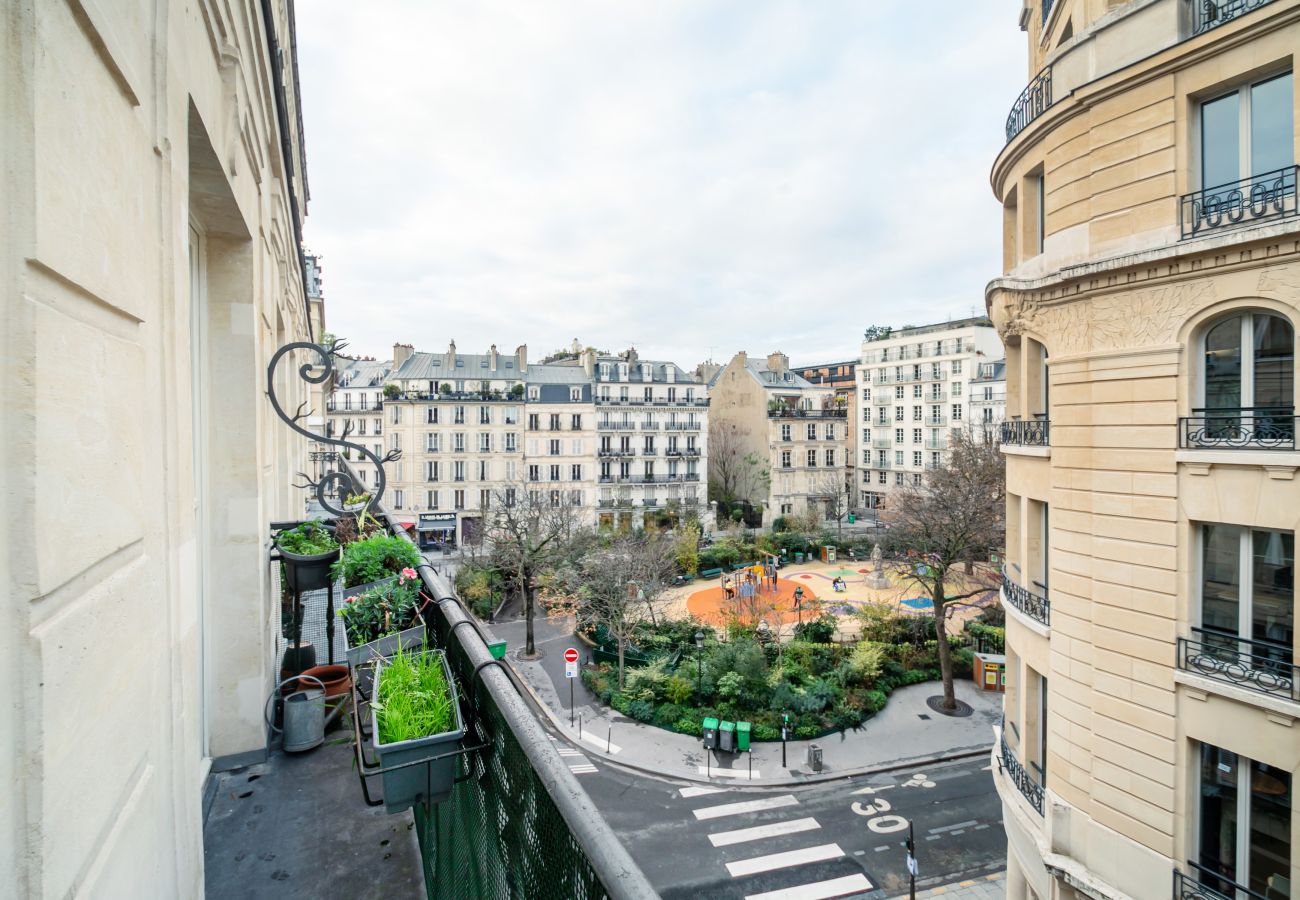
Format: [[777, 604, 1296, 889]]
[[568, 751, 1005, 899]]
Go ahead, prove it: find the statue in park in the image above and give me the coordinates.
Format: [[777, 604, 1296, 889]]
[[870, 543, 884, 571], [866, 543, 891, 589]]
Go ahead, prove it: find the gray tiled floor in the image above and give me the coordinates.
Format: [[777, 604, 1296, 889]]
[[911, 870, 1006, 898]]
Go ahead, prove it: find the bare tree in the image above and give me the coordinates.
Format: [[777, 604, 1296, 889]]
[[708, 420, 770, 507], [883, 431, 1004, 711], [486, 482, 581, 657], [812, 472, 853, 541], [568, 533, 676, 689]]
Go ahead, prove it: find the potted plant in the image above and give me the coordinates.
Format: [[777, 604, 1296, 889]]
[[340, 568, 429, 666], [370, 645, 465, 812], [275, 520, 340, 592], [333, 532, 423, 595]]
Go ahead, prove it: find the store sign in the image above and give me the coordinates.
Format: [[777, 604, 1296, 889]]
[[418, 513, 457, 530]]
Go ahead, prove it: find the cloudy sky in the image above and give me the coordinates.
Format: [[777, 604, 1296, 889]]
[[297, 2, 1025, 368]]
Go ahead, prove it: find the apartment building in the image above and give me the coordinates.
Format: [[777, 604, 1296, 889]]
[[591, 349, 709, 530], [988, 2, 1298, 899], [524, 365, 597, 527], [325, 356, 391, 488], [855, 318, 1003, 511], [796, 360, 859, 508], [708, 352, 843, 523], [2, 1, 315, 893], [969, 358, 1009, 429]]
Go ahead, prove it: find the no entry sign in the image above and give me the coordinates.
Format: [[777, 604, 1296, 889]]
[[564, 647, 579, 679], [564, 648, 579, 663]]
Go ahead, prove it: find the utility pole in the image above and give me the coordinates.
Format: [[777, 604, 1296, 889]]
[[781, 711, 789, 768]]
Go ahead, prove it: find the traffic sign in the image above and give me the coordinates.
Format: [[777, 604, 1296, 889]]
[[564, 648, 579, 663], [565, 661, 578, 679]]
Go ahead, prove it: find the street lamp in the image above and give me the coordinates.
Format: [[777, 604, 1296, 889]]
[[793, 586, 804, 629], [694, 630, 704, 694]]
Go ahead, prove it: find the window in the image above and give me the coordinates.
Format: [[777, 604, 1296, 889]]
[[895, 386, 904, 399], [477, 460, 489, 480], [505, 433, 518, 452], [862, 429, 871, 443], [550, 414, 561, 431], [894, 451, 903, 466], [952, 405, 962, 421], [425, 433, 439, 453], [807, 423, 817, 440], [895, 472, 903, 485], [781, 450, 792, 468], [528, 413, 540, 431], [427, 490, 438, 509], [549, 439, 561, 455], [913, 428, 922, 444], [912, 384, 922, 399], [826, 424, 835, 440], [426, 461, 439, 482], [550, 465, 561, 481], [1196, 743, 1291, 899], [895, 428, 904, 443], [1199, 523, 1294, 667], [453, 461, 465, 482], [895, 406, 905, 422], [913, 451, 922, 467], [479, 432, 492, 452], [806, 449, 817, 467], [781, 424, 792, 441], [951, 360, 963, 376], [528, 386, 539, 400], [569, 489, 582, 506], [1197, 312, 1294, 444], [528, 465, 540, 481], [877, 472, 887, 484], [571, 414, 582, 430], [453, 432, 465, 452], [454, 490, 465, 510], [571, 464, 582, 480], [824, 449, 835, 467], [1201, 72, 1293, 196], [912, 405, 922, 422], [453, 405, 465, 424], [953, 382, 962, 396], [479, 406, 491, 424], [394, 490, 404, 509], [426, 407, 438, 424], [392, 405, 402, 425], [781, 503, 793, 515], [480, 489, 491, 509]]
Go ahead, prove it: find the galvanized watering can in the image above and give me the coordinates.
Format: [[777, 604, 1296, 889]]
[[264, 674, 346, 753]]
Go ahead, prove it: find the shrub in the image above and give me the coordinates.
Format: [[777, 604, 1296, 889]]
[[752, 722, 779, 741], [610, 692, 632, 715], [625, 657, 672, 701], [951, 648, 975, 678], [275, 520, 338, 556], [672, 717, 702, 737], [716, 671, 744, 702], [665, 675, 695, 706], [793, 614, 837, 644], [863, 690, 888, 713], [627, 700, 655, 723], [339, 571, 422, 647], [333, 534, 422, 588], [849, 641, 887, 684], [653, 703, 684, 728], [675, 522, 701, 575]]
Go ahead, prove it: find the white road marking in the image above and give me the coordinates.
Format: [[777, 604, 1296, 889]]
[[698, 766, 760, 779], [850, 784, 895, 796], [569, 764, 597, 774], [679, 786, 728, 798], [744, 873, 874, 900], [692, 795, 800, 821], [726, 843, 844, 878], [708, 817, 820, 847], [929, 820, 979, 834], [577, 730, 622, 754]]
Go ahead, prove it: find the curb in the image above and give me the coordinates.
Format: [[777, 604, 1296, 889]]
[[504, 655, 996, 788]]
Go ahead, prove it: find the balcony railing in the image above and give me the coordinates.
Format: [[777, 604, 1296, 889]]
[[926, 417, 948, 428], [925, 438, 947, 451], [872, 437, 893, 449], [1180, 166, 1297, 239], [640, 422, 659, 431], [1002, 568, 1050, 626], [926, 392, 947, 403], [1177, 627, 1297, 702], [597, 448, 633, 457], [600, 423, 636, 431], [664, 422, 700, 431], [999, 731, 1044, 815], [872, 395, 893, 406], [874, 459, 892, 470], [1001, 417, 1051, 447], [1190, 0, 1278, 36], [665, 448, 701, 457], [1174, 861, 1269, 900], [1179, 407, 1296, 450], [1005, 67, 1053, 144], [767, 408, 848, 419]]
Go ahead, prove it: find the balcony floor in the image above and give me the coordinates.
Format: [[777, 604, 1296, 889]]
[[203, 736, 426, 900]]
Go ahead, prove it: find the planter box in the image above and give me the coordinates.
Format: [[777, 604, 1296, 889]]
[[341, 574, 397, 599], [278, 544, 341, 593], [370, 650, 465, 812], [345, 618, 428, 669]]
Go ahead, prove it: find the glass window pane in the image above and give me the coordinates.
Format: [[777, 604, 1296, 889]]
[[1202, 523, 1241, 638], [1251, 72, 1293, 177], [1248, 760, 1291, 898], [1202, 92, 1240, 190], [1199, 744, 1240, 892], [1250, 529, 1294, 652], [1205, 316, 1243, 411], [1253, 314, 1294, 412]]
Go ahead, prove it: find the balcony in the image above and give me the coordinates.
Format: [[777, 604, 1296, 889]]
[[1005, 66, 1052, 144], [1001, 417, 1050, 447], [1177, 627, 1297, 702], [1002, 568, 1050, 626], [597, 448, 633, 457], [1180, 166, 1297, 239], [925, 391, 947, 404], [872, 437, 893, 449], [926, 417, 948, 428], [998, 731, 1044, 815], [874, 459, 892, 470], [639, 422, 660, 431], [1191, 0, 1279, 36], [767, 408, 848, 419], [601, 422, 636, 431], [871, 395, 893, 406], [642, 448, 658, 456], [1178, 407, 1296, 450], [664, 422, 700, 431], [925, 437, 947, 451], [1173, 862, 1270, 900], [665, 448, 701, 457]]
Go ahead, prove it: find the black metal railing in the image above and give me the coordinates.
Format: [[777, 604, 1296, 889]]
[[1002, 568, 1050, 626], [999, 731, 1044, 815], [1001, 418, 1051, 447], [1174, 862, 1269, 900], [1179, 407, 1297, 449], [1177, 627, 1297, 702], [1181, 166, 1298, 239], [767, 408, 848, 419], [1006, 67, 1053, 144], [1191, 0, 1278, 35]]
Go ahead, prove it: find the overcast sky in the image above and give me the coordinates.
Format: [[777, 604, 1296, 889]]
[[297, 2, 1025, 368]]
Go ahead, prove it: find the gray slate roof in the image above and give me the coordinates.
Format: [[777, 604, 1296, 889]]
[[393, 351, 523, 381], [334, 357, 391, 389]]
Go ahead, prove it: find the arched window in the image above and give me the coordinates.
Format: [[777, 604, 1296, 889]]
[[1192, 312, 1294, 447]]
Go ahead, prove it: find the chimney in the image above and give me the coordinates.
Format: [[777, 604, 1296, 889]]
[[392, 342, 413, 369], [490, 344, 499, 371], [581, 348, 596, 377], [516, 344, 528, 374], [766, 351, 788, 375], [446, 339, 456, 367]]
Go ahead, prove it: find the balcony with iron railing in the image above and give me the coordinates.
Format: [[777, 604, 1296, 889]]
[[597, 448, 633, 457], [664, 448, 701, 457], [1190, 0, 1279, 36], [1001, 417, 1051, 447], [1005, 66, 1052, 144], [767, 408, 848, 419], [1178, 406, 1296, 450], [600, 422, 637, 431], [1177, 626, 1297, 703], [1002, 568, 1050, 627], [925, 437, 947, 451], [998, 730, 1044, 815], [1173, 861, 1271, 900], [639, 422, 660, 431], [1180, 166, 1297, 240], [664, 422, 701, 431]]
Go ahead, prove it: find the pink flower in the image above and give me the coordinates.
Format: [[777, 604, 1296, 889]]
[[399, 567, 418, 583], [345, 595, 358, 604]]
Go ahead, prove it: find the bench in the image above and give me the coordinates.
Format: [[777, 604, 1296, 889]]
[[699, 567, 723, 580]]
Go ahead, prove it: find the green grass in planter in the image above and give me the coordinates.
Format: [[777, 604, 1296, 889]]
[[333, 534, 423, 588], [276, 520, 338, 555], [373, 646, 455, 745]]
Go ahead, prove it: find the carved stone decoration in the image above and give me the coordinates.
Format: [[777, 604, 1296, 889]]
[[1007, 281, 1215, 355], [1258, 265, 1300, 294]]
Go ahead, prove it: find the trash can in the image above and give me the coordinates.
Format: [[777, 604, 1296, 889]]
[[488, 640, 508, 660], [794, 552, 804, 563], [847, 513, 856, 524], [807, 743, 823, 772], [736, 721, 751, 752], [719, 720, 736, 753], [702, 717, 719, 750]]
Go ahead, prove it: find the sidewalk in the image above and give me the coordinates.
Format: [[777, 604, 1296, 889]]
[[485, 614, 1003, 786], [909, 872, 1005, 899]]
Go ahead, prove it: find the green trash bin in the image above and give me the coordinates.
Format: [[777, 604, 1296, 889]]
[[719, 720, 736, 753], [847, 513, 856, 524], [702, 717, 719, 750], [488, 640, 508, 660], [736, 721, 751, 752], [794, 552, 804, 563]]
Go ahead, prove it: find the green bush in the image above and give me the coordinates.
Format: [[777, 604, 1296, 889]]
[[863, 689, 888, 713], [672, 717, 702, 737], [653, 703, 684, 728], [793, 614, 837, 644], [627, 699, 655, 723], [333, 534, 422, 588], [276, 520, 338, 556], [665, 675, 694, 706], [752, 722, 779, 741], [849, 641, 886, 684]]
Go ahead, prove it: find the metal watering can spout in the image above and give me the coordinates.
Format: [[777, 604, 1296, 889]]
[[264, 673, 346, 753]]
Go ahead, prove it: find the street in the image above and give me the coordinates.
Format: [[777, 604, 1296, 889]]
[[566, 748, 1004, 899]]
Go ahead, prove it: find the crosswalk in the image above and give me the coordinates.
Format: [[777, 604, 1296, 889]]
[[552, 739, 598, 775], [681, 786, 875, 899]]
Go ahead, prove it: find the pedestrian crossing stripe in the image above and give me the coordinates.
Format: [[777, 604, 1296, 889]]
[[726, 842, 844, 878], [743, 873, 874, 900], [692, 794, 799, 821], [708, 817, 820, 848]]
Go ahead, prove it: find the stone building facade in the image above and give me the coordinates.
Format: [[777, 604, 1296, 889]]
[[1, 1, 316, 894], [988, 1, 1298, 899]]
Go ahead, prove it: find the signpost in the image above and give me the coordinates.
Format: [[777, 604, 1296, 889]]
[[906, 820, 918, 900], [564, 648, 579, 726]]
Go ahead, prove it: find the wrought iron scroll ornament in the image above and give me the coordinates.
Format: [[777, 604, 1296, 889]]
[[266, 340, 401, 517]]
